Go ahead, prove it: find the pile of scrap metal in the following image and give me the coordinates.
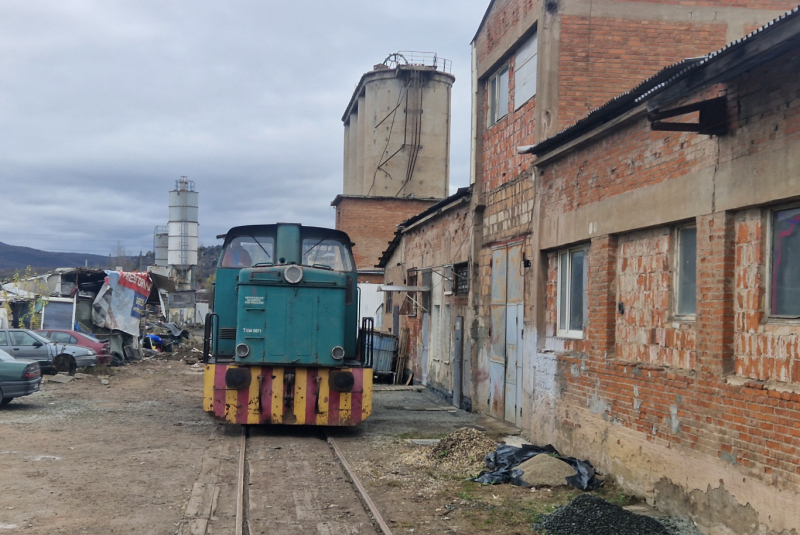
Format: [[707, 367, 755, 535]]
[[1, 268, 175, 366], [141, 321, 191, 356]]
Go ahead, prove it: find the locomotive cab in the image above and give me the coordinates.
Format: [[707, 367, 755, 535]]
[[203, 223, 372, 426]]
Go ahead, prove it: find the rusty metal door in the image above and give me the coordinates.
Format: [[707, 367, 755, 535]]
[[489, 242, 524, 425], [453, 316, 463, 409], [489, 247, 507, 419], [505, 243, 524, 426], [421, 312, 430, 385]]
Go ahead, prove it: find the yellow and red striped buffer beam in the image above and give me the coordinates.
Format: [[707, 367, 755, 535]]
[[203, 364, 372, 426]]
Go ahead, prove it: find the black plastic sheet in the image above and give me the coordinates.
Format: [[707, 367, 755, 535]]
[[471, 443, 603, 490]]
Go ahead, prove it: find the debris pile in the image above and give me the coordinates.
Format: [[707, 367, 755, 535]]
[[534, 495, 669, 535], [472, 443, 603, 490], [402, 427, 497, 476]]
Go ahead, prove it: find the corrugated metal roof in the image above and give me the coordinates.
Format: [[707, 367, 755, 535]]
[[524, 5, 800, 157]]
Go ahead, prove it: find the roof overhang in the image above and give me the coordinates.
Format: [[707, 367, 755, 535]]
[[378, 285, 431, 292]]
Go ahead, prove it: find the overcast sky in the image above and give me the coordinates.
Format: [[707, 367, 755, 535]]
[[0, 0, 487, 256]]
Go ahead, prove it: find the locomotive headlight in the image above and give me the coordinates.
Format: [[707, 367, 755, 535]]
[[284, 265, 303, 284], [331, 346, 345, 360], [235, 343, 250, 358]]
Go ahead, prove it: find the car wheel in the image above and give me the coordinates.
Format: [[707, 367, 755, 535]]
[[0, 397, 12, 406], [111, 352, 125, 366], [55, 354, 77, 376]]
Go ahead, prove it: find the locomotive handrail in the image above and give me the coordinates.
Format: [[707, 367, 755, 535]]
[[359, 317, 375, 368], [203, 312, 219, 363]]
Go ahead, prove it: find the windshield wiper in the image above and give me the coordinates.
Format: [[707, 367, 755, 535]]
[[303, 235, 336, 265], [249, 235, 272, 260]]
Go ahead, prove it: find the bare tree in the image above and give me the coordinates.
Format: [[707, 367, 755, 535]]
[[109, 242, 136, 271]]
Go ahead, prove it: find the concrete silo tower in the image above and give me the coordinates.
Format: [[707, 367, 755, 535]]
[[167, 177, 199, 290], [332, 52, 455, 282], [153, 226, 169, 267]]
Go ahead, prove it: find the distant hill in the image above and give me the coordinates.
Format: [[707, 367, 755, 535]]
[[0, 241, 219, 284], [0, 241, 109, 278]]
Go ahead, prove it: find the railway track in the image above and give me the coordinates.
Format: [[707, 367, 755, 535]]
[[180, 425, 393, 535]]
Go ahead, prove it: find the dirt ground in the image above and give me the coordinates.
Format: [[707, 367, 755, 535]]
[[0, 358, 633, 534]]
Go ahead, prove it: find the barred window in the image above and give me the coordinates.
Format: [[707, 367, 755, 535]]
[[454, 263, 469, 296]]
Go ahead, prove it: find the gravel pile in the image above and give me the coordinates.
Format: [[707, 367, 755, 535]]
[[534, 495, 670, 535], [517, 453, 576, 487], [659, 516, 705, 535]]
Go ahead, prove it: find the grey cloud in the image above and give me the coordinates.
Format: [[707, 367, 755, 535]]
[[0, 0, 486, 256]]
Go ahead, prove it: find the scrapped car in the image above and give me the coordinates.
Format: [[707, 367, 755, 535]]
[[0, 348, 41, 406], [36, 330, 111, 366], [0, 329, 97, 375]]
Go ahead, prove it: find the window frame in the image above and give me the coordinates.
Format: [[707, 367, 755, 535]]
[[443, 265, 454, 295], [556, 245, 588, 339], [405, 270, 418, 317], [673, 225, 698, 319], [487, 65, 510, 126], [514, 31, 538, 110], [767, 204, 800, 319]]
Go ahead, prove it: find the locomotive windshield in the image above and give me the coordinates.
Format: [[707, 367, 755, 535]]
[[220, 236, 275, 268], [302, 238, 354, 271]]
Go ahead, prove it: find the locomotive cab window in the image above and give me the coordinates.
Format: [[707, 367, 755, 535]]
[[220, 236, 274, 268], [302, 239, 354, 272]]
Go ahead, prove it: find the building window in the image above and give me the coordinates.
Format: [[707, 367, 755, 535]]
[[444, 265, 454, 295], [454, 262, 470, 296], [514, 31, 538, 109], [421, 269, 432, 312], [771, 207, 800, 317], [675, 226, 697, 316], [488, 66, 509, 125], [403, 270, 418, 316], [557, 247, 587, 338]]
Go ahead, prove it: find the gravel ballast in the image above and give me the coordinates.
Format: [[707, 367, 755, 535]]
[[534, 495, 670, 535]]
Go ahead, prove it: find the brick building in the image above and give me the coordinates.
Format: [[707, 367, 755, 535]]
[[468, 0, 797, 432], [377, 187, 474, 408], [513, 9, 799, 533]]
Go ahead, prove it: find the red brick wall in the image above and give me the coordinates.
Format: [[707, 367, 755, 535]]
[[334, 197, 436, 272], [616, 229, 698, 369], [734, 209, 800, 383], [534, 49, 800, 526], [474, 0, 537, 66], [482, 65, 537, 192], [538, 117, 718, 223], [557, 17, 727, 127]]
